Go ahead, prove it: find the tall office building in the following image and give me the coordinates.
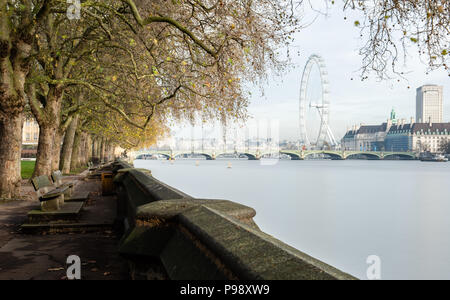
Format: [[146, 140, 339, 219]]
[[416, 85, 443, 123]]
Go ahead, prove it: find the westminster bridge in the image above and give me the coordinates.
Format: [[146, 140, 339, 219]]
[[132, 149, 418, 161]]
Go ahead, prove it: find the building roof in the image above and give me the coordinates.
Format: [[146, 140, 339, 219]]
[[357, 124, 388, 134], [343, 123, 389, 139], [343, 130, 357, 138], [411, 123, 450, 134], [388, 123, 413, 132], [388, 123, 450, 135]]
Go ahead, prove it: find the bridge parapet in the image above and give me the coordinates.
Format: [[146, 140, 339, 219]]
[[136, 150, 417, 161], [279, 150, 416, 160], [112, 160, 356, 280]]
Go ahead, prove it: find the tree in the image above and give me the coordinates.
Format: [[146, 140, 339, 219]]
[[343, 0, 450, 79], [441, 140, 450, 154], [28, 7, 99, 176], [73, 0, 301, 128], [60, 113, 79, 174], [0, 0, 50, 200], [2, 0, 447, 199], [23, 0, 301, 178]]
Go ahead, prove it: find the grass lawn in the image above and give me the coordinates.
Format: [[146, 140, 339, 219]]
[[21, 161, 36, 179], [20, 161, 87, 179], [69, 166, 88, 175]]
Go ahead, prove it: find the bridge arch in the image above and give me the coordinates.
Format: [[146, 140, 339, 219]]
[[280, 152, 302, 160], [383, 153, 416, 160], [300, 151, 344, 160], [260, 152, 284, 159], [136, 153, 171, 160], [158, 153, 172, 160], [303, 153, 319, 160], [345, 152, 381, 160], [238, 153, 258, 160], [175, 152, 214, 160], [321, 152, 344, 160]]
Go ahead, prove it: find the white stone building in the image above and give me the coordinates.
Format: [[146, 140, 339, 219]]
[[22, 118, 39, 145], [385, 122, 450, 153]]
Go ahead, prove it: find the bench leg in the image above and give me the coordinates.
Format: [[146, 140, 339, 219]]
[[41, 195, 64, 212], [59, 193, 65, 206], [64, 187, 73, 199]]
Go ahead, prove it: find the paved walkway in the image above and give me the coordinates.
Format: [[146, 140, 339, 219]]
[[0, 174, 129, 280]]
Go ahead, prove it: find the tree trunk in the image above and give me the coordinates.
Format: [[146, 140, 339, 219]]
[[92, 137, 99, 162], [32, 86, 63, 176], [51, 129, 64, 172], [60, 115, 78, 174], [91, 138, 95, 159], [100, 138, 105, 163], [33, 125, 55, 177], [104, 140, 109, 162], [84, 134, 92, 165], [0, 114, 23, 200], [112, 146, 117, 160], [70, 130, 81, 172], [97, 138, 101, 161], [0, 0, 45, 198], [108, 145, 111, 161], [109, 143, 115, 161], [97, 138, 103, 162], [104, 142, 109, 162], [95, 138, 100, 159], [78, 133, 86, 167]]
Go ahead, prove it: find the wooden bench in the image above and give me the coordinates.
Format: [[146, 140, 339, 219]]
[[31, 176, 69, 212], [88, 161, 96, 171], [51, 171, 74, 198], [52, 170, 90, 203]]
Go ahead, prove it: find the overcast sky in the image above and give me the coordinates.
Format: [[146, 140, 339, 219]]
[[170, 4, 449, 143]]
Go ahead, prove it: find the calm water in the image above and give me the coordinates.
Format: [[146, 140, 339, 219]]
[[134, 159, 450, 280]]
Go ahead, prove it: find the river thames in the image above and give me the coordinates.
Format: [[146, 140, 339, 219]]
[[134, 159, 450, 280]]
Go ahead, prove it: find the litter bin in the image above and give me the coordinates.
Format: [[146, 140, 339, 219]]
[[101, 172, 114, 196]]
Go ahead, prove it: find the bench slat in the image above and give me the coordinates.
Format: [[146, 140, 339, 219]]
[[31, 175, 53, 191], [40, 186, 69, 201]]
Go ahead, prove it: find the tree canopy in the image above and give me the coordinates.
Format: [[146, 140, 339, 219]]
[[343, 0, 449, 79], [0, 0, 448, 199]]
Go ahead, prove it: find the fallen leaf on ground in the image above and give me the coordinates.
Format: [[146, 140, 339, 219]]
[[90, 268, 99, 272], [88, 260, 96, 264], [103, 272, 111, 276], [48, 267, 64, 272]]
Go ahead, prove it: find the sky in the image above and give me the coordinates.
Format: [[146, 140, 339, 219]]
[[169, 3, 450, 143]]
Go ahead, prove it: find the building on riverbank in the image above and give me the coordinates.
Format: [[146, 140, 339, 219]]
[[341, 127, 358, 151], [385, 122, 450, 153], [342, 123, 392, 151], [343, 119, 450, 153], [341, 109, 397, 151], [342, 84, 447, 153]]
